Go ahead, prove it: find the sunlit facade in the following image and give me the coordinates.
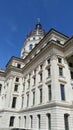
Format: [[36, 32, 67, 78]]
[[0, 23, 73, 130]]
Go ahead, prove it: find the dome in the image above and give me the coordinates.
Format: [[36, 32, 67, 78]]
[[21, 22, 46, 59], [27, 22, 46, 38]]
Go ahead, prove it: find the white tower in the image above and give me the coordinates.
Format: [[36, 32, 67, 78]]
[[21, 22, 46, 59]]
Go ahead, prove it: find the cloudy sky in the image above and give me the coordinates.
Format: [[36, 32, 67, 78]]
[[0, 0, 73, 68]]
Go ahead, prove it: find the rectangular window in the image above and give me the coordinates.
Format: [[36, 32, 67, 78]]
[[27, 94, 29, 107], [23, 82, 25, 91], [22, 96, 24, 108], [64, 114, 69, 130], [70, 71, 73, 79], [59, 67, 63, 76], [28, 80, 30, 88], [58, 58, 62, 63], [33, 77, 36, 85], [60, 84, 65, 101], [40, 73, 42, 82], [0, 84, 2, 95], [12, 97, 17, 108], [69, 62, 73, 67], [47, 58, 50, 64], [37, 115, 40, 129], [48, 68, 51, 77], [14, 84, 18, 91], [48, 85, 51, 101], [17, 64, 21, 68], [15, 77, 19, 82], [34, 69, 36, 74], [40, 65, 42, 70], [47, 114, 51, 130], [29, 44, 33, 50], [33, 91, 35, 105], [40, 88, 42, 104], [9, 116, 15, 127]]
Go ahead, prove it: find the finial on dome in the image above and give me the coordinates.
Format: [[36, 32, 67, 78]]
[[36, 18, 42, 29]]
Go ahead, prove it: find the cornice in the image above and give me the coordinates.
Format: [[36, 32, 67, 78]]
[[0, 70, 5, 77], [20, 101, 73, 113], [1, 101, 73, 114]]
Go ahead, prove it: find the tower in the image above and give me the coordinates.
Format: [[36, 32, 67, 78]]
[[21, 22, 46, 59]]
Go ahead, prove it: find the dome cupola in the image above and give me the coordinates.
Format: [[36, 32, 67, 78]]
[[21, 22, 46, 59]]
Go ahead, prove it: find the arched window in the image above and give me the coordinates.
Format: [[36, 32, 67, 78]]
[[37, 114, 40, 129], [64, 114, 69, 130], [29, 44, 33, 51], [46, 113, 51, 130]]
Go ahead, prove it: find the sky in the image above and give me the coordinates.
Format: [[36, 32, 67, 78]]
[[0, 0, 73, 69]]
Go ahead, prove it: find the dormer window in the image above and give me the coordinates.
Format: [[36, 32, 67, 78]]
[[29, 44, 33, 51]]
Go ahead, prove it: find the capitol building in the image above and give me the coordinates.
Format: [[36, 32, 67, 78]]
[[0, 22, 73, 130]]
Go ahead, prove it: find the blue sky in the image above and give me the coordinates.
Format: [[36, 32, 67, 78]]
[[0, 0, 73, 69]]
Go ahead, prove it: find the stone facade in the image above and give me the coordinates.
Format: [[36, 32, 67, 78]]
[[0, 23, 73, 130]]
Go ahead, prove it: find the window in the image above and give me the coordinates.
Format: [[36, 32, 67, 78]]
[[69, 62, 73, 67], [40, 65, 42, 70], [22, 96, 24, 108], [12, 97, 17, 108], [47, 59, 50, 64], [64, 114, 69, 130], [56, 40, 60, 44], [37, 115, 40, 129], [58, 58, 62, 63], [47, 114, 51, 130], [39, 37, 41, 40], [48, 85, 51, 101], [0, 84, 2, 95], [33, 91, 35, 105], [33, 37, 35, 40], [14, 85, 18, 91], [40, 73, 42, 82], [30, 115, 33, 128], [28, 80, 30, 88], [9, 116, 15, 127], [60, 84, 65, 101], [24, 116, 26, 127], [29, 44, 33, 51], [33, 77, 36, 85], [15, 77, 19, 82], [34, 69, 36, 74], [23, 82, 25, 91], [27, 94, 29, 107], [59, 67, 63, 76], [40, 88, 42, 104], [70, 71, 73, 79], [17, 64, 21, 68], [48, 68, 51, 77]]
